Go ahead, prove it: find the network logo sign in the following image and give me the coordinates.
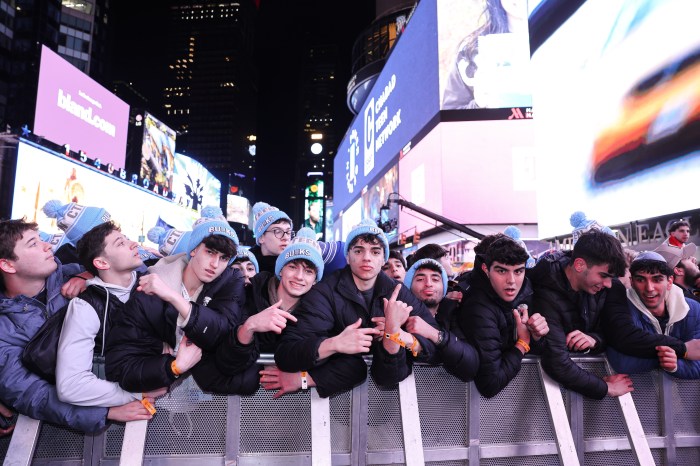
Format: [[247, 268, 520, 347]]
[[364, 98, 375, 176], [345, 129, 359, 194]]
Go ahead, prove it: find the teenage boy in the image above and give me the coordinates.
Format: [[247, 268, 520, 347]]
[[607, 252, 700, 378], [217, 227, 323, 398], [56, 221, 166, 407], [382, 250, 407, 282], [249, 202, 293, 273], [275, 219, 439, 397], [231, 246, 259, 287], [402, 259, 479, 382], [106, 216, 258, 395], [655, 241, 700, 303], [459, 237, 548, 397], [0, 219, 151, 433]]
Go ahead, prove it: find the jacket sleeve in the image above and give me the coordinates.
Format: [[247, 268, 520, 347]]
[[275, 286, 369, 396], [605, 346, 659, 375], [57, 298, 139, 407], [105, 295, 178, 392], [602, 282, 686, 358], [460, 302, 524, 397], [436, 328, 479, 383], [215, 323, 260, 376], [183, 271, 246, 352], [191, 354, 261, 395], [0, 334, 108, 433], [539, 298, 609, 399], [673, 303, 700, 379]]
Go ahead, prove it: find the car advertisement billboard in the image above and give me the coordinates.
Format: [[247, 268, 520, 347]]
[[531, 0, 700, 238], [11, 141, 197, 247], [33, 45, 130, 169], [172, 152, 221, 213]]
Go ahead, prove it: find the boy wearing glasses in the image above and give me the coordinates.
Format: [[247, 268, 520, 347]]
[[249, 202, 294, 274]]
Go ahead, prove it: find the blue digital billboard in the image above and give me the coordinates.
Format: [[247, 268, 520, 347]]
[[333, 0, 440, 216]]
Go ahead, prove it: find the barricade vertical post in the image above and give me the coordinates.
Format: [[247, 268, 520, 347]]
[[398, 372, 425, 466], [310, 388, 332, 466], [467, 382, 480, 465], [660, 372, 676, 466], [118, 419, 148, 466], [2, 415, 40, 466], [352, 379, 369, 466], [568, 390, 585, 465], [538, 362, 581, 466], [604, 359, 655, 466]]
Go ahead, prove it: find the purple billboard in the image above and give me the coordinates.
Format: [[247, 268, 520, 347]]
[[33, 46, 130, 169]]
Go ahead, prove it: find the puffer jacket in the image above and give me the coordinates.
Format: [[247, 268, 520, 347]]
[[0, 259, 109, 433], [433, 298, 479, 383], [607, 286, 700, 379], [105, 254, 258, 395], [459, 266, 537, 397], [275, 266, 439, 397]]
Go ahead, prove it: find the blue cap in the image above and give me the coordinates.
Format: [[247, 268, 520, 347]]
[[404, 258, 448, 298], [275, 227, 324, 282], [343, 218, 389, 262]]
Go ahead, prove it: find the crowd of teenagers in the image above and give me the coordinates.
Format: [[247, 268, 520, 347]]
[[1, 200, 700, 437]]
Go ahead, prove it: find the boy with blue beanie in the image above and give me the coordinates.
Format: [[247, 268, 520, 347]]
[[217, 227, 324, 397], [403, 259, 479, 383], [249, 201, 293, 274], [106, 216, 259, 395], [276, 218, 440, 397], [231, 246, 259, 287]]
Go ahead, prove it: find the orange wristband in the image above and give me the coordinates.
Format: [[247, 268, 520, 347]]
[[516, 338, 530, 353], [141, 398, 156, 415], [171, 360, 181, 377], [409, 335, 419, 357]]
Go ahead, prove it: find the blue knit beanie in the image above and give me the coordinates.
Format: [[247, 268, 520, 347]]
[[187, 215, 239, 260], [570, 211, 615, 244], [42, 199, 111, 246], [343, 218, 390, 262], [275, 227, 324, 282], [252, 202, 292, 245], [318, 240, 347, 275], [235, 246, 259, 273], [39, 230, 68, 252], [404, 258, 448, 297], [503, 225, 536, 268], [147, 227, 191, 256]]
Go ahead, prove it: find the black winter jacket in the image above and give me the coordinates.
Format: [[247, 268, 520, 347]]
[[249, 245, 277, 274], [105, 267, 258, 395], [432, 299, 479, 382], [275, 267, 439, 397], [459, 266, 536, 397]]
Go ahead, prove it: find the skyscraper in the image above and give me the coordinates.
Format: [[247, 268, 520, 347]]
[[162, 0, 258, 197]]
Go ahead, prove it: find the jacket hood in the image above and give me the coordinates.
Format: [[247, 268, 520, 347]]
[[85, 272, 138, 303], [627, 283, 689, 335]]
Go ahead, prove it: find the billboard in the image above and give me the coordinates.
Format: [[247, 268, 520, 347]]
[[398, 120, 536, 233], [531, 0, 700, 238], [140, 112, 176, 193], [437, 0, 532, 111], [333, 0, 440, 215], [33, 45, 130, 169], [226, 194, 251, 225], [172, 152, 221, 213], [303, 179, 324, 240], [11, 141, 197, 247]]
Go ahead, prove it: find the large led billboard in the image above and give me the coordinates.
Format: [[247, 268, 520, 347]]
[[172, 152, 221, 213], [34, 46, 130, 169], [531, 0, 700, 238], [11, 141, 197, 247], [226, 194, 251, 225], [141, 112, 176, 193], [398, 120, 536, 233], [438, 1, 532, 111], [333, 0, 440, 215]]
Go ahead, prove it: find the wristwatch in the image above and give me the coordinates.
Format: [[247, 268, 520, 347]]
[[436, 330, 445, 346]]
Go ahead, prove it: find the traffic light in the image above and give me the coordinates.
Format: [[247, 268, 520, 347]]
[[399, 233, 406, 245], [413, 230, 421, 244]]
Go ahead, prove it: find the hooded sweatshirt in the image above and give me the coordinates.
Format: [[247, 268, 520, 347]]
[[56, 273, 142, 407]]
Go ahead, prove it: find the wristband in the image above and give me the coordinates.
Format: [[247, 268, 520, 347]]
[[300, 371, 308, 390], [516, 338, 530, 353], [141, 398, 157, 415], [385, 331, 406, 348], [171, 360, 182, 377], [409, 335, 419, 357]]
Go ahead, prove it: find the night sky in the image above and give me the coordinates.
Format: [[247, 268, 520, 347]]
[[111, 0, 376, 214]]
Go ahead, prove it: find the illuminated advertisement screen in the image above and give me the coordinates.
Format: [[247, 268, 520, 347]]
[[226, 194, 251, 225], [333, 0, 440, 215], [398, 120, 536, 233], [531, 0, 700, 238], [172, 152, 221, 213], [140, 112, 176, 192], [438, 0, 532, 111], [33, 46, 130, 169], [11, 141, 197, 247], [303, 179, 324, 240]]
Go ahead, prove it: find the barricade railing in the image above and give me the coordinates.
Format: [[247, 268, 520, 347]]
[[2, 355, 700, 465]]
